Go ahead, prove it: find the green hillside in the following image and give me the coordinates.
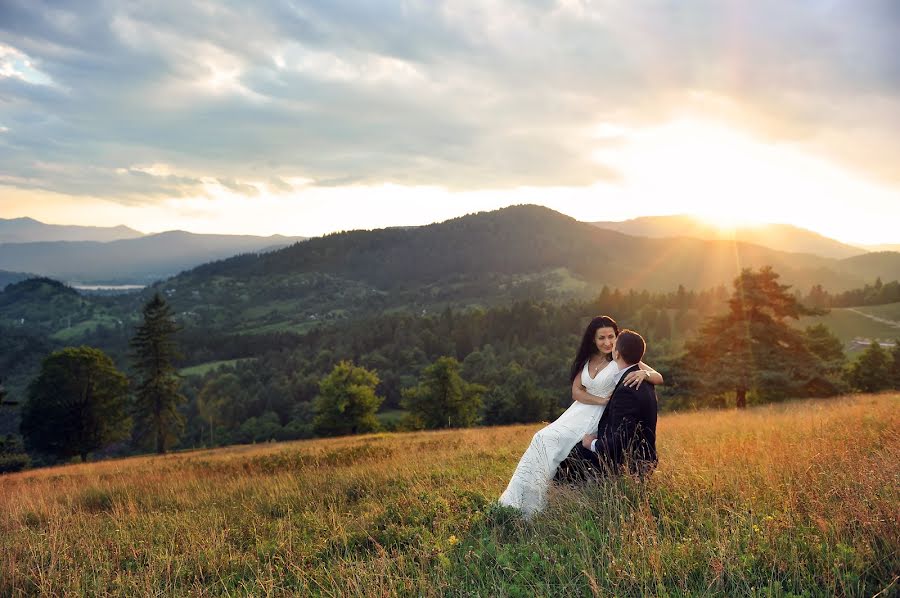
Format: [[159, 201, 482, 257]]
[[795, 305, 900, 347], [853, 301, 900, 322], [4, 206, 899, 345], [104, 205, 899, 338]]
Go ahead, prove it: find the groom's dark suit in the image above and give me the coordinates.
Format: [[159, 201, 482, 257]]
[[555, 363, 658, 481]]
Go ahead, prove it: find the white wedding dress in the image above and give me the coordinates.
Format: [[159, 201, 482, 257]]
[[498, 359, 620, 517]]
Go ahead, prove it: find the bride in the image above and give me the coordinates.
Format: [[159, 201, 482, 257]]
[[497, 315, 664, 517]]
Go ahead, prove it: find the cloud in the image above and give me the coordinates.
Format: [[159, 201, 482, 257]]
[[0, 0, 898, 204]]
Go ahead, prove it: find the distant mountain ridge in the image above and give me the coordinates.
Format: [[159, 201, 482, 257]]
[[4, 208, 898, 297], [0, 231, 307, 284], [590, 215, 867, 260], [864, 243, 900, 253], [0, 217, 144, 243], [171, 205, 898, 296], [2, 205, 899, 354]]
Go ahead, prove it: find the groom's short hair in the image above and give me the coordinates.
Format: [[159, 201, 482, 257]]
[[616, 330, 645, 365]]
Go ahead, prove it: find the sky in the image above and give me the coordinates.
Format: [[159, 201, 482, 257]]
[[1, 1, 899, 245]]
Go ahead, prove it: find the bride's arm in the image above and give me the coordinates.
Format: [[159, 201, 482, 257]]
[[622, 361, 664, 388], [571, 375, 610, 406]]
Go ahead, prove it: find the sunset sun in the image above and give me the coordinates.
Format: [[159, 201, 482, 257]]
[[588, 116, 893, 242]]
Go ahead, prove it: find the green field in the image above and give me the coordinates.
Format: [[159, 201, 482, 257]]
[[180, 358, 255, 377], [854, 301, 900, 323], [2, 393, 897, 596], [50, 315, 126, 341], [796, 306, 900, 345]]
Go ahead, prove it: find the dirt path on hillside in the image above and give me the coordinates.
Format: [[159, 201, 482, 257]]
[[847, 308, 900, 329]]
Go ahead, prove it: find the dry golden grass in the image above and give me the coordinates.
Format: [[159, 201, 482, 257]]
[[1, 393, 898, 597]]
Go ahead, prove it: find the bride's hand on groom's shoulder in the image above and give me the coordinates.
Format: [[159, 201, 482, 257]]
[[623, 369, 649, 389]]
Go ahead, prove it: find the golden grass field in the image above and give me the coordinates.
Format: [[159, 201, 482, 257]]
[[1, 393, 898, 597]]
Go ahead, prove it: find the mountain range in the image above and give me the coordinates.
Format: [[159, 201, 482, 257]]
[[178, 205, 897, 291], [1, 205, 898, 398], [0, 217, 144, 243], [2, 209, 898, 295], [590, 215, 866, 260], [0, 231, 306, 284], [866, 243, 900, 253], [101, 204, 897, 342]]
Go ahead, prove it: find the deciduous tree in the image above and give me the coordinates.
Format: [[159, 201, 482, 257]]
[[21, 346, 130, 462], [845, 342, 892, 393], [403, 356, 484, 428], [313, 361, 383, 436]]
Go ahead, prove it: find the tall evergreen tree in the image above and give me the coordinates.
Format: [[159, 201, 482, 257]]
[[130, 293, 185, 454], [21, 346, 130, 462], [679, 267, 824, 408]]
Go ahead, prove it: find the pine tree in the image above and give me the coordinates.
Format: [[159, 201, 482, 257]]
[[679, 267, 824, 408], [21, 347, 130, 462], [130, 293, 185, 454]]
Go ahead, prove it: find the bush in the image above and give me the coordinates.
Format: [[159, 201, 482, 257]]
[[0, 453, 30, 474]]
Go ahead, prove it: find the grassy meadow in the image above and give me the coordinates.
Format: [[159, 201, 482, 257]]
[[1, 393, 898, 597], [796, 306, 900, 346]]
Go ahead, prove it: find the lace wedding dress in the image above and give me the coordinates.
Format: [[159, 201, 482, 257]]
[[498, 359, 619, 517]]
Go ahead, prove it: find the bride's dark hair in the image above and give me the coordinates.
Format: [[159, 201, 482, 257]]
[[569, 315, 619, 382]]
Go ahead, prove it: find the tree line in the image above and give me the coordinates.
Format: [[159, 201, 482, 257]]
[[804, 277, 900, 308], [4, 268, 900, 471]]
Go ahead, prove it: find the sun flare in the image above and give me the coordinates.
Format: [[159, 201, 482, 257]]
[[691, 210, 764, 231], [589, 116, 897, 243]]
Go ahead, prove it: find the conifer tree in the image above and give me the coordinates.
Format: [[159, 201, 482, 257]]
[[130, 293, 185, 453], [680, 267, 824, 408]]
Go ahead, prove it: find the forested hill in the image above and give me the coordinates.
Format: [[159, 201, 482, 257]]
[[176, 205, 896, 294], [192, 205, 627, 287]]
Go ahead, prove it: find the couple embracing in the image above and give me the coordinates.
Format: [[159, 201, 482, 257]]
[[498, 316, 661, 517]]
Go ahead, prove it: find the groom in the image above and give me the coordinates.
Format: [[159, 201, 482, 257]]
[[555, 329, 658, 481]]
